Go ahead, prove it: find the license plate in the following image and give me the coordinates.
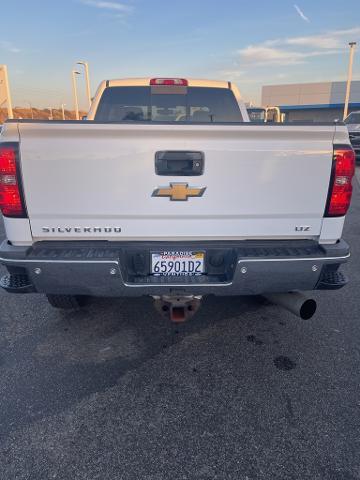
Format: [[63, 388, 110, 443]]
[[151, 251, 205, 276]]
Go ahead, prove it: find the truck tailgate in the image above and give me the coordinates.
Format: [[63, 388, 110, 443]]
[[18, 122, 335, 241]]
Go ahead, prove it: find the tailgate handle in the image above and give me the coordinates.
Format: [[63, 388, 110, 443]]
[[155, 151, 204, 176]]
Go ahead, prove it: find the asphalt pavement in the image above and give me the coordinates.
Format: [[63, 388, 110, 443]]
[[0, 172, 359, 480]]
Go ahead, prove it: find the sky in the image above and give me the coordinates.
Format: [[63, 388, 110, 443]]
[[1, 0, 360, 109]]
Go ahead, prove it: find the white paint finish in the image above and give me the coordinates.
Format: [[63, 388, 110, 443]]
[[0, 122, 19, 142], [230, 82, 249, 122], [108, 77, 230, 88], [319, 217, 346, 244], [87, 80, 107, 120], [3, 217, 32, 245], [334, 124, 352, 144], [13, 122, 342, 242], [29, 217, 322, 241]]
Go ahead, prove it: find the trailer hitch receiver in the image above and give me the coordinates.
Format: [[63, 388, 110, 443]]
[[153, 295, 202, 322]]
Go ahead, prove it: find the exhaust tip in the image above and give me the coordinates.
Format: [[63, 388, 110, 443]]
[[264, 292, 317, 320], [299, 298, 317, 320]]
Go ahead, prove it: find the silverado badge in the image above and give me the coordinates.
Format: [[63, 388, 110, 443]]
[[152, 183, 206, 201]]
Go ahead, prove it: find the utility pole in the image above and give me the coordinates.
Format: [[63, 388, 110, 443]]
[[72, 70, 80, 120], [61, 103, 66, 120], [25, 101, 34, 119], [343, 42, 357, 120], [76, 61, 92, 108], [0, 65, 13, 119]]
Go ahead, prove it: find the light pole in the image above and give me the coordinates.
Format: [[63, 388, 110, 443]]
[[25, 100, 34, 119], [47, 107, 53, 120], [343, 42, 357, 120], [72, 70, 81, 120], [0, 65, 13, 119], [76, 61, 91, 109]]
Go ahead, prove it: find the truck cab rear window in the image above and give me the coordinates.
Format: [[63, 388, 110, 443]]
[[94, 86, 243, 123]]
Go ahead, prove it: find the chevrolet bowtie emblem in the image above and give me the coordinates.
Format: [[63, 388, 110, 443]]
[[152, 183, 206, 201]]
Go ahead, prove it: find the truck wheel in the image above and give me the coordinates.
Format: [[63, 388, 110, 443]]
[[46, 294, 87, 310]]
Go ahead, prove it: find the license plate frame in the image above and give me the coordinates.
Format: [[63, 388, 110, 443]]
[[151, 251, 205, 276]]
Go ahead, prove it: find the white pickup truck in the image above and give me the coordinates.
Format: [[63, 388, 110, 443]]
[[0, 77, 355, 321]]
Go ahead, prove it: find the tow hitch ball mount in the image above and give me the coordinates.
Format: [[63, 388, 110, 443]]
[[153, 295, 202, 323]]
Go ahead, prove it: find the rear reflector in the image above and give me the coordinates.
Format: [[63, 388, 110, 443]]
[[325, 145, 355, 217], [150, 78, 188, 86], [0, 143, 26, 217]]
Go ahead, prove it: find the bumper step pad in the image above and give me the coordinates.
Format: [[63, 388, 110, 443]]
[[0, 274, 35, 293], [317, 270, 348, 290]]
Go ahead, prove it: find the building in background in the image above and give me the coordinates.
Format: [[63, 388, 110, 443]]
[[261, 81, 360, 122]]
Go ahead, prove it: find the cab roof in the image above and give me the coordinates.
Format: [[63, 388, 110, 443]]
[[107, 77, 230, 88]]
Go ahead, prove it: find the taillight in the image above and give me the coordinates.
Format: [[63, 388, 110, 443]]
[[325, 145, 355, 217], [0, 143, 26, 217], [150, 78, 188, 86]]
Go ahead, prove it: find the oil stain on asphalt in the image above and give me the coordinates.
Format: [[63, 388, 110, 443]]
[[246, 334, 264, 346], [273, 355, 297, 371]]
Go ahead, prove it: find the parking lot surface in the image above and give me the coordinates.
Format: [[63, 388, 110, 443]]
[[0, 172, 359, 480]]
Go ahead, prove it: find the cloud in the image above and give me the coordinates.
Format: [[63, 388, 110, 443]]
[[239, 45, 305, 65], [0, 41, 21, 53], [238, 45, 338, 66], [294, 4, 310, 23], [237, 27, 360, 66], [270, 27, 360, 50], [79, 0, 132, 12], [218, 27, 359, 103], [219, 69, 246, 80]]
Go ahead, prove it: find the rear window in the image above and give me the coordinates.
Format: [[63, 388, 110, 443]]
[[94, 86, 243, 123]]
